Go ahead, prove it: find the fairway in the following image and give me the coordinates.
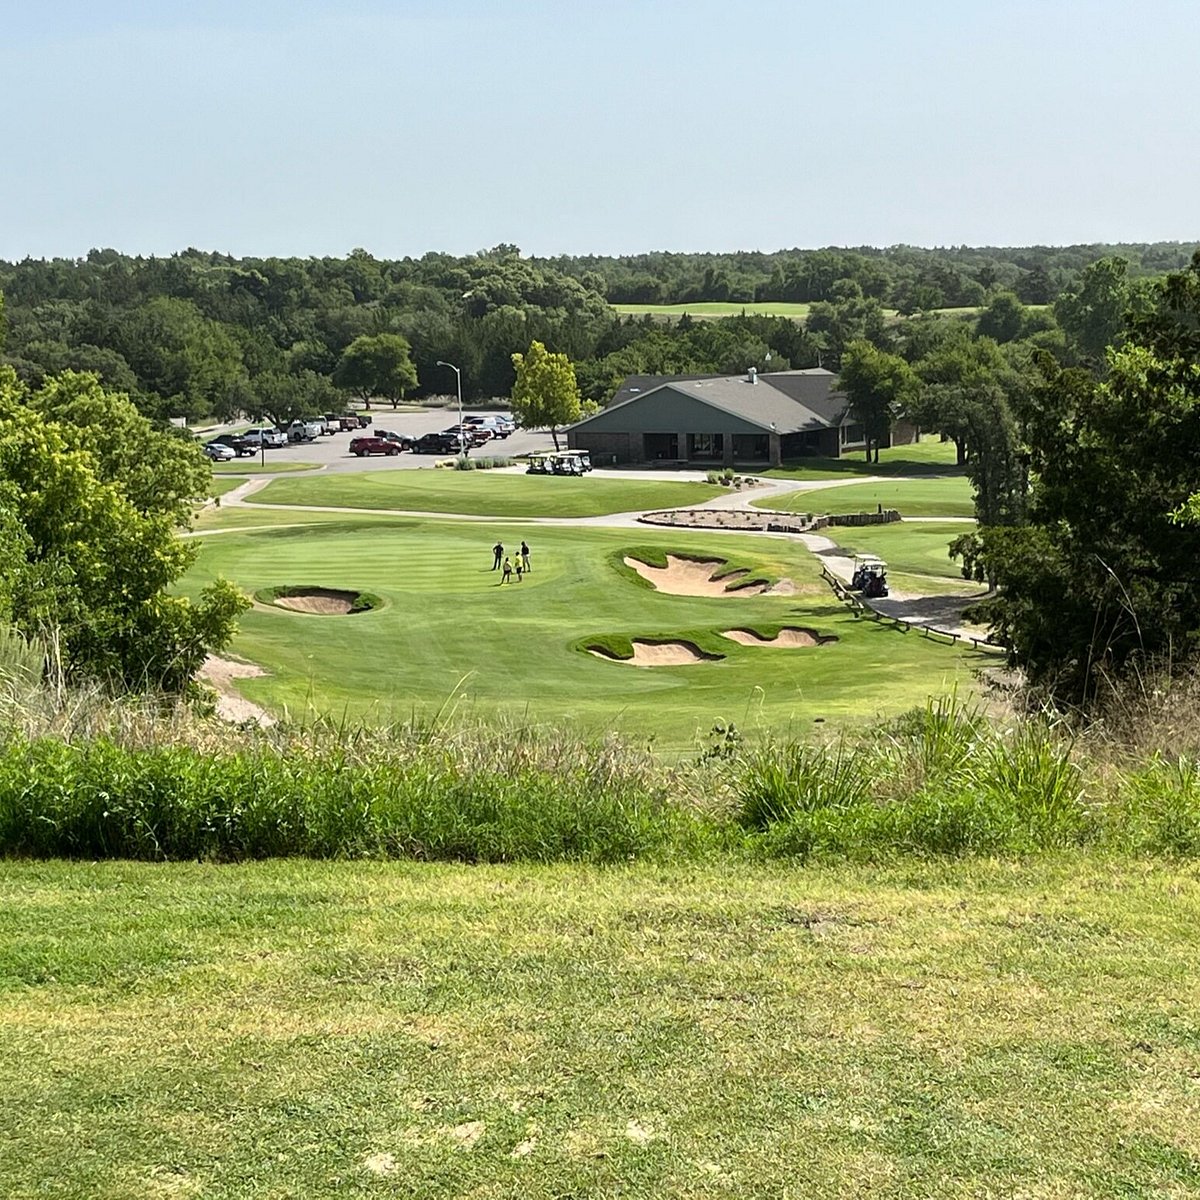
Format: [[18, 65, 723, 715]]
[[3, 858, 1199, 1199], [185, 516, 985, 745], [249, 470, 726, 518], [820, 521, 978, 586], [611, 301, 816, 319], [760, 476, 975, 518]]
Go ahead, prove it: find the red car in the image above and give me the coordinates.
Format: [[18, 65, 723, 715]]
[[349, 436, 403, 457]]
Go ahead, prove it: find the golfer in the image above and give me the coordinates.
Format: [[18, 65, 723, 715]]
[[520, 541, 531, 573], [515, 556, 524, 583], [501, 556, 513, 584], [492, 540, 504, 570]]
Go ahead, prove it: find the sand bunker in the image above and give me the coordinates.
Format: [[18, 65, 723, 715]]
[[589, 639, 718, 667], [624, 555, 767, 597], [198, 655, 276, 726], [271, 588, 360, 614], [721, 627, 838, 648]]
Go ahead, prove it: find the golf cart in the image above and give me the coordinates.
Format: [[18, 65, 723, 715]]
[[850, 554, 889, 598]]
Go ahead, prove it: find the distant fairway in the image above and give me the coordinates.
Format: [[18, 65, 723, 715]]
[[759, 476, 976, 519], [611, 301, 815, 319], [185, 515, 986, 746], [249, 470, 726, 518]]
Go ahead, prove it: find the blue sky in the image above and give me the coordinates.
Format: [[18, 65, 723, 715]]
[[2, 0, 1197, 259]]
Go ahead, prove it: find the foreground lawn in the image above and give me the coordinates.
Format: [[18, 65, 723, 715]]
[[184, 516, 984, 744], [761, 476, 975, 519], [2, 858, 1198, 1199], [250, 470, 726, 518]]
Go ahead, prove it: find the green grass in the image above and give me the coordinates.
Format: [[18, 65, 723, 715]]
[[761, 476, 976, 518], [182, 517, 985, 746], [611, 300, 817, 319], [3, 857, 1200, 1198], [211, 460, 322, 474], [249, 471, 726, 518], [762, 437, 964, 482], [207, 476, 244, 500], [816, 521, 975, 582]]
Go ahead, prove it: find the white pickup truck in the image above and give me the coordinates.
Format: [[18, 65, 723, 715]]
[[286, 419, 325, 443]]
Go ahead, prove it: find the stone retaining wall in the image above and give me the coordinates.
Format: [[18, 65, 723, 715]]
[[638, 508, 901, 533]]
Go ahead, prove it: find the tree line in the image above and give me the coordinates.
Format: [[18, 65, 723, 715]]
[[1, 242, 1194, 429]]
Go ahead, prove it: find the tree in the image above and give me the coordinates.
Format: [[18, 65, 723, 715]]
[[1053, 256, 1153, 368], [0, 367, 249, 694], [510, 341, 582, 449], [836, 340, 916, 462], [333, 333, 418, 408], [957, 253, 1200, 703]]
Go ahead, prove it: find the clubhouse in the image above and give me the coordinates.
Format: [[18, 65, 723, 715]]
[[566, 367, 915, 467]]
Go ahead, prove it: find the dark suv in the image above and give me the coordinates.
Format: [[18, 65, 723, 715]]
[[207, 433, 258, 457], [413, 432, 467, 454]]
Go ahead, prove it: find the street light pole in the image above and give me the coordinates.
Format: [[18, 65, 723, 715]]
[[436, 360, 464, 456]]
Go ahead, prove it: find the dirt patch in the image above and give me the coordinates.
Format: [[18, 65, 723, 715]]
[[197, 656, 276, 726], [272, 587, 360, 614], [721, 627, 838, 648], [589, 639, 718, 667], [624, 555, 767, 597], [764, 577, 798, 596]]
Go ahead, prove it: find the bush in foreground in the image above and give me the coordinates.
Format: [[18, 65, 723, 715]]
[[3, 687, 1200, 863]]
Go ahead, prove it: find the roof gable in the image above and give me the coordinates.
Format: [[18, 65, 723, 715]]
[[571, 367, 848, 434]]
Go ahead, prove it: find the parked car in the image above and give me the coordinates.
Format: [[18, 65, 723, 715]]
[[242, 427, 288, 448], [204, 442, 237, 462], [286, 419, 323, 443], [463, 415, 512, 440], [413, 432, 467, 454], [207, 433, 258, 456], [443, 424, 491, 447], [372, 429, 413, 450], [349, 436, 403, 457]]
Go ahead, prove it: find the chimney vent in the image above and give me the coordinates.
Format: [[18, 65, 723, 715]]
[[747, 367, 758, 384]]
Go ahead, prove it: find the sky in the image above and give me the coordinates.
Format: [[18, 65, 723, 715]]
[[2, 0, 1198, 260]]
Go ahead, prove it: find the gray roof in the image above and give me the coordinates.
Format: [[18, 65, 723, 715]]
[[610, 373, 721, 407], [759, 369, 850, 425], [574, 367, 848, 434], [658, 377, 829, 433]]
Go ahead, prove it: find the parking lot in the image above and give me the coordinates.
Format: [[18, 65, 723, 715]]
[[222, 409, 559, 473]]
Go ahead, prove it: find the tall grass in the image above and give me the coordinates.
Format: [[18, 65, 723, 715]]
[[0, 732, 712, 863], [1, 680, 1200, 863], [734, 696, 1089, 859]]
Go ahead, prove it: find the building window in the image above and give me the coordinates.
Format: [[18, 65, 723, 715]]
[[841, 423, 865, 446], [688, 433, 723, 459]]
